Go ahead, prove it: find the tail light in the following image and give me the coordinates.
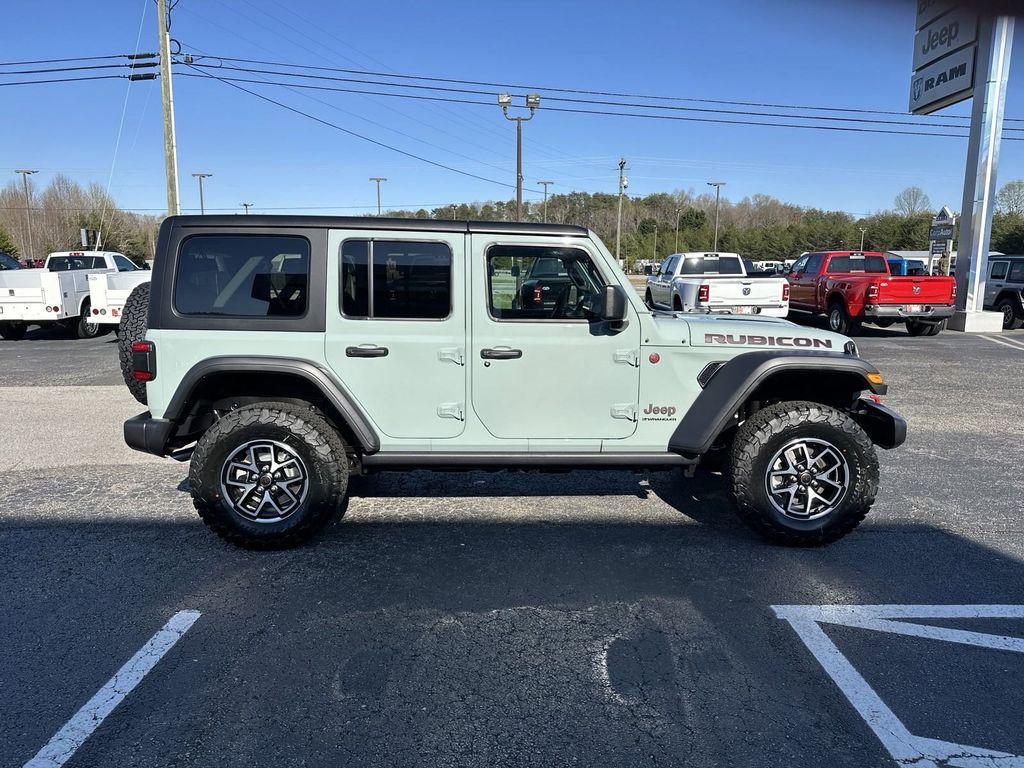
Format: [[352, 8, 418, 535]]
[[52, 306, 60, 313], [951, 282, 957, 300], [697, 284, 710, 303], [131, 340, 156, 382], [782, 283, 790, 302], [533, 287, 542, 305], [866, 284, 879, 303], [92, 308, 100, 315]]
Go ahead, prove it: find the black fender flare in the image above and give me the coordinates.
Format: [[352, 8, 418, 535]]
[[668, 350, 888, 456], [164, 356, 380, 454], [994, 290, 1024, 312]]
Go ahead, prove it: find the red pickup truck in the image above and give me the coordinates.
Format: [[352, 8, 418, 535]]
[[787, 251, 956, 336]]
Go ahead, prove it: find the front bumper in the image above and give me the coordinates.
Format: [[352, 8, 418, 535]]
[[863, 304, 955, 321], [124, 412, 174, 456], [851, 399, 907, 450]]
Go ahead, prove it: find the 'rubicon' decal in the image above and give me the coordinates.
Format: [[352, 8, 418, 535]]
[[705, 333, 833, 349]]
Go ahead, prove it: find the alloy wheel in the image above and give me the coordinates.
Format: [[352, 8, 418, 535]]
[[764, 438, 849, 521], [219, 439, 309, 523]]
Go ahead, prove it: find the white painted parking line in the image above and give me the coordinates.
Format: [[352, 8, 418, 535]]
[[23, 610, 201, 768], [773, 604, 1024, 767], [979, 334, 1024, 352]]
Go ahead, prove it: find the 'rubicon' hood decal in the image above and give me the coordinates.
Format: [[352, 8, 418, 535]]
[[704, 333, 833, 349]]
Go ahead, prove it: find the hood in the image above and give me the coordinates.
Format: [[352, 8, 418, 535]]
[[647, 311, 851, 353]]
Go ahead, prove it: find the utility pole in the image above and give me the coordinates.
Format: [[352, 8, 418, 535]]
[[859, 228, 867, 251], [241, 202, 252, 215], [369, 177, 387, 216], [192, 173, 212, 215], [653, 228, 658, 264], [14, 170, 37, 262], [707, 181, 726, 251], [538, 180, 553, 222], [615, 158, 627, 263], [498, 93, 540, 221], [674, 206, 682, 252], [157, 0, 179, 216]]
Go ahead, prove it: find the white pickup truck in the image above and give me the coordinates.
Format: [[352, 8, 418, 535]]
[[87, 268, 150, 326], [644, 252, 790, 317], [0, 250, 136, 340]]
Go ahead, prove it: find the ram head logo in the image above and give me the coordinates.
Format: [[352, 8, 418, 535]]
[[742, 286, 751, 296], [912, 284, 922, 295], [912, 77, 924, 102]]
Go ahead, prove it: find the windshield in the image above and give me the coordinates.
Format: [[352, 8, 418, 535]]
[[0, 253, 21, 270]]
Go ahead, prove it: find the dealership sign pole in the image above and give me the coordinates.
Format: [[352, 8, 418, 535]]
[[910, 4, 1014, 332]]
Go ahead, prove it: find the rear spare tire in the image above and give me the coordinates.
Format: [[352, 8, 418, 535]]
[[118, 282, 150, 405]]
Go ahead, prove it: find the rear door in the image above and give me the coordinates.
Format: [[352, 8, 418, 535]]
[[324, 230, 467, 440], [985, 260, 1009, 307]]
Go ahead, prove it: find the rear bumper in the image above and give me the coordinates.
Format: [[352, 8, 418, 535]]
[[699, 305, 788, 317], [124, 412, 174, 456], [863, 304, 954, 321], [0, 304, 71, 322]]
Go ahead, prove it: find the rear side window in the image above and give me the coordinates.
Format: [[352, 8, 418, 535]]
[[114, 255, 138, 272], [1010, 261, 1024, 282], [990, 261, 1008, 280], [340, 239, 452, 319], [174, 235, 310, 317]]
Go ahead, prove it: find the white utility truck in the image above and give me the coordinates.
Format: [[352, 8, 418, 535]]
[[0, 251, 134, 339], [644, 252, 790, 316], [87, 265, 150, 326]]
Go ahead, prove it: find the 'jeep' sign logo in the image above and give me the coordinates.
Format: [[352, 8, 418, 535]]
[[913, 8, 977, 70]]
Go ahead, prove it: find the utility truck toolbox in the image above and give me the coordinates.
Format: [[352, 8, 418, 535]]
[[87, 263, 150, 325], [122, 215, 905, 549]]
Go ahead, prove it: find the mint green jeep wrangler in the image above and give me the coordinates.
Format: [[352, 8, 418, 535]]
[[121, 216, 905, 548]]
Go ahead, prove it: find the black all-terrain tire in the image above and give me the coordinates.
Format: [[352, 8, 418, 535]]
[[74, 300, 105, 339], [189, 402, 349, 548], [924, 320, 945, 336], [0, 322, 27, 340], [118, 282, 150, 405], [997, 299, 1024, 330], [827, 301, 860, 335], [729, 400, 879, 546], [644, 289, 654, 308]]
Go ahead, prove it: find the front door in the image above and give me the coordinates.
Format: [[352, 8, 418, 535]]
[[325, 230, 466, 440], [470, 236, 641, 441]]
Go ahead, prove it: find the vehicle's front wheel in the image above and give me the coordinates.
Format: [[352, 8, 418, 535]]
[[997, 298, 1024, 330], [0, 321, 27, 340], [729, 400, 878, 546], [189, 402, 350, 548]]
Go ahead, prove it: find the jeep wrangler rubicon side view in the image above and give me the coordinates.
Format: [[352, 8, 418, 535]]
[[121, 216, 906, 548]]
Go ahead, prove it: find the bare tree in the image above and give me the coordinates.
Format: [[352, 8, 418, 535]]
[[893, 187, 931, 217], [996, 180, 1024, 216]]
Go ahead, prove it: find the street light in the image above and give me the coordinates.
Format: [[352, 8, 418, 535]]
[[859, 228, 867, 251], [369, 177, 387, 216], [241, 202, 253, 215], [707, 181, 726, 252], [674, 206, 682, 253], [14, 169, 37, 262], [498, 92, 540, 221], [192, 172, 212, 214]]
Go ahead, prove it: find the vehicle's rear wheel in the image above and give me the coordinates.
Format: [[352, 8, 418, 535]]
[[729, 400, 878, 546], [997, 298, 1024, 330], [74, 300, 104, 339], [827, 301, 860, 335], [189, 402, 349, 548], [644, 289, 654, 308], [118, 282, 150, 405], [673, 295, 683, 312], [0, 321, 27, 340]]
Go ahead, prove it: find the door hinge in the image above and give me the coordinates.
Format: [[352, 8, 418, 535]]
[[613, 349, 639, 367], [610, 403, 637, 421], [438, 347, 464, 365], [437, 402, 465, 420]]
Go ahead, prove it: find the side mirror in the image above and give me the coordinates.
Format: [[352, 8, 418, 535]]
[[599, 284, 629, 322]]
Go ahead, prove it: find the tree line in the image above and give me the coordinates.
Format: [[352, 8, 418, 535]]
[[2, 178, 1024, 267]]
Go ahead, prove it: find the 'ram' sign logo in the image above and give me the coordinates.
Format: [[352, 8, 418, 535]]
[[705, 333, 833, 349]]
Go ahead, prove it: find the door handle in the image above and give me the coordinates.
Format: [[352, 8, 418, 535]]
[[480, 348, 522, 360], [346, 345, 389, 358]]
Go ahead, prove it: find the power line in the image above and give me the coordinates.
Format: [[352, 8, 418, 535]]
[[176, 71, 1009, 141], [189, 52, 1024, 124], [0, 62, 143, 75], [183, 65, 544, 194], [0, 74, 127, 87], [0, 53, 132, 66]]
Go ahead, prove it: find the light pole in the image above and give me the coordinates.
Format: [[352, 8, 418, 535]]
[[538, 180, 553, 222], [674, 206, 682, 253], [241, 202, 252, 215], [192, 172, 212, 214], [615, 158, 627, 262], [707, 181, 725, 251], [498, 92, 540, 222], [369, 177, 387, 216], [859, 228, 867, 251], [14, 169, 37, 262]]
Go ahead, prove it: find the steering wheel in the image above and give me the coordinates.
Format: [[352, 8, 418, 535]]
[[551, 284, 582, 319]]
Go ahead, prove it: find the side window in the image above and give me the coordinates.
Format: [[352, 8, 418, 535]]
[[114, 255, 137, 272], [790, 255, 808, 274], [657, 256, 672, 277], [174, 234, 310, 317], [487, 244, 606, 321], [1009, 261, 1024, 283], [339, 239, 452, 320], [990, 261, 1008, 280], [804, 254, 824, 275]]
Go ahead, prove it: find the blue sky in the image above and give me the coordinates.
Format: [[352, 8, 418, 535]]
[[2, 0, 1023, 217]]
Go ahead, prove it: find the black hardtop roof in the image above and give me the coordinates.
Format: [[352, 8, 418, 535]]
[[166, 215, 589, 237]]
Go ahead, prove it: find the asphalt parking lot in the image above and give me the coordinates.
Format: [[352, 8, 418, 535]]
[[2, 323, 1023, 767]]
